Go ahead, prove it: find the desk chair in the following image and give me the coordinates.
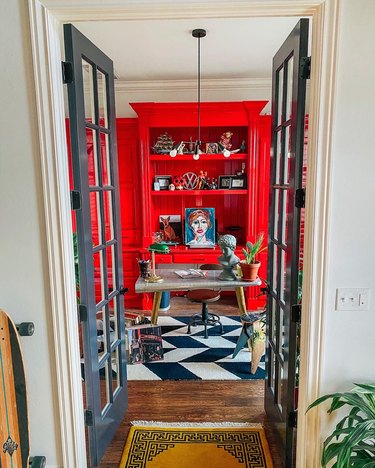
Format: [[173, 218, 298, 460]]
[[186, 264, 224, 339]]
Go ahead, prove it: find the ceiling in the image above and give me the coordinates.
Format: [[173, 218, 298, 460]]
[[72, 17, 301, 82]]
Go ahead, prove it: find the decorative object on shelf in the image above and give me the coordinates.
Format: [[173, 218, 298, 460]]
[[231, 175, 247, 189], [210, 178, 218, 190], [182, 172, 199, 190], [154, 175, 172, 190], [219, 131, 233, 150], [152, 232, 164, 243], [185, 207, 216, 248], [173, 176, 185, 190], [239, 233, 266, 281], [197, 170, 211, 190], [236, 162, 246, 176], [153, 181, 160, 191], [146, 243, 171, 283], [152, 132, 174, 154], [169, 29, 207, 161], [168, 183, 175, 191], [205, 143, 218, 154], [240, 140, 246, 153], [218, 175, 247, 190], [217, 234, 240, 281], [159, 215, 182, 244], [218, 176, 232, 189]]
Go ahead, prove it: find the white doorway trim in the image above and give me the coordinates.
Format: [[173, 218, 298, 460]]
[[28, 1, 339, 466]]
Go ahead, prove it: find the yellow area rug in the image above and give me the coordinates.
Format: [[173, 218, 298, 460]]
[[120, 423, 273, 467]]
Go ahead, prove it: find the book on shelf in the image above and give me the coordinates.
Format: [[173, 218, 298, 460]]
[[174, 269, 208, 279], [126, 324, 163, 365]]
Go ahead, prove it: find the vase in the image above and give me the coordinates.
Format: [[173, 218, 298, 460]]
[[240, 260, 261, 281]]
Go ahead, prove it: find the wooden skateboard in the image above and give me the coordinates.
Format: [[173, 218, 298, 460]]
[[0, 309, 46, 468]]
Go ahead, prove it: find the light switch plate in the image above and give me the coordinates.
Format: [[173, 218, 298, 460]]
[[335, 288, 371, 311]]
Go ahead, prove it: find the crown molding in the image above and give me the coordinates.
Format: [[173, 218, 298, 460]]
[[42, 0, 320, 21], [115, 77, 271, 93]]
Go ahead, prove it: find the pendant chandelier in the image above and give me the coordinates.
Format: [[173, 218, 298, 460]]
[[169, 29, 231, 160]]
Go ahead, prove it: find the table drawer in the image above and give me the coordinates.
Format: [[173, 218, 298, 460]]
[[155, 254, 173, 264], [173, 253, 219, 264]]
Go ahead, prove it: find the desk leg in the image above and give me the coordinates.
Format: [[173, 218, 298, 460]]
[[235, 287, 247, 315], [151, 291, 162, 325], [250, 320, 265, 375]]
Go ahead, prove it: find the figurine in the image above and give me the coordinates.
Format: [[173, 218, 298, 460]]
[[174, 176, 185, 190], [219, 131, 233, 150], [217, 234, 240, 281], [169, 183, 175, 191], [210, 178, 218, 190], [240, 140, 246, 153]]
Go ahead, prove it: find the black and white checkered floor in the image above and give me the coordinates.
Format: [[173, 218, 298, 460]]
[[126, 316, 265, 381]]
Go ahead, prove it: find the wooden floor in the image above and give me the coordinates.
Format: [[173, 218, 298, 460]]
[[98, 297, 282, 467]]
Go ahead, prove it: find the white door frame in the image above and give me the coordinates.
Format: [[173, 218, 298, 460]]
[[28, 1, 339, 466]]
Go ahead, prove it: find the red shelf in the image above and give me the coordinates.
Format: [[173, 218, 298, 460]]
[[150, 153, 247, 161], [152, 189, 248, 196]]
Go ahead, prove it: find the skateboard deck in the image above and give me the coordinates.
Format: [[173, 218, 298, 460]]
[[0, 309, 30, 467]]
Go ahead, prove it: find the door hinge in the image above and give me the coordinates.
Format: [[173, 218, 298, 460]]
[[291, 304, 302, 323], [295, 188, 305, 208], [288, 410, 298, 428], [299, 56, 311, 79], [84, 410, 94, 426], [61, 61, 73, 84], [78, 304, 87, 322], [119, 286, 129, 296], [70, 190, 81, 210]]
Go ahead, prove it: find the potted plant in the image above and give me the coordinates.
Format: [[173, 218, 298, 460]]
[[306, 383, 375, 467], [239, 233, 266, 281]]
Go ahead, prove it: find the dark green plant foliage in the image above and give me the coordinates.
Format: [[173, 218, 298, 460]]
[[307, 383, 375, 467]]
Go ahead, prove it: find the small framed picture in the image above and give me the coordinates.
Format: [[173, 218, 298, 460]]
[[230, 175, 247, 189], [154, 175, 172, 190], [218, 176, 232, 189], [205, 142, 218, 154]]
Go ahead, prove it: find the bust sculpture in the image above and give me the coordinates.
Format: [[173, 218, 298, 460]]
[[217, 234, 240, 281]]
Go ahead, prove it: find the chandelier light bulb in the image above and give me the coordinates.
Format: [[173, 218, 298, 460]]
[[223, 149, 231, 158], [169, 149, 177, 157], [193, 152, 200, 161]]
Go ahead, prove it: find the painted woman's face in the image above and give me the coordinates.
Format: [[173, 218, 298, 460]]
[[191, 215, 208, 237]]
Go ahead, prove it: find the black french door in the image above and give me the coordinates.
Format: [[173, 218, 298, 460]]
[[264, 19, 309, 467], [64, 24, 127, 466]]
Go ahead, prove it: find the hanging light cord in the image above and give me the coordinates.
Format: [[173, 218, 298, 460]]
[[197, 33, 201, 147]]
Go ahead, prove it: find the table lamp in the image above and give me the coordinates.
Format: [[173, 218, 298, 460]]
[[145, 243, 170, 283]]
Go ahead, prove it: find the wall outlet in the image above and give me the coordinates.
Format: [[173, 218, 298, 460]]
[[335, 288, 371, 311]]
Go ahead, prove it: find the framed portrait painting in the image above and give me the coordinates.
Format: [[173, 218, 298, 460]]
[[184, 208, 215, 248]]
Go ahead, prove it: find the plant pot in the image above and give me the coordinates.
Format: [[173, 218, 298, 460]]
[[240, 260, 261, 281]]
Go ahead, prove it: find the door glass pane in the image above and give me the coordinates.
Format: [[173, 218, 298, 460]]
[[273, 189, 280, 240], [93, 250, 105, 304], [284, 125, 292, 184], [111, 348, 120, 394], [286, 55, 294, 122], [272, 244, 278, 293], [271, 298, 277, 342], [109, 297, 118, 343], [106, 245, 116, 295], [281, 190, 289, 245], [103, 191, 114, 242], [277, 361, 285, 413], [275, 130, 282, 184], [277, 67, 284, 126], [82, 59, 95, 123], [97, 69, 108, 128], [279, 303, 285, 355], [97, 306, 106, 355], [90, 192, 101, 247], [269, 349, 275, 393], [87, 128, 99, 186], [100, 361, 110, 414], [100, 132, 111, 186], [280, 249, 287, 304]]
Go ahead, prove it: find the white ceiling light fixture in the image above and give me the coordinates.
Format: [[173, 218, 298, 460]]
[[169, 29, 231, 160]]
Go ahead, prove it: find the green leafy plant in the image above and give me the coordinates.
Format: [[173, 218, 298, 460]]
[[241, 233, 266, 264], [306, 383, 375, 467]]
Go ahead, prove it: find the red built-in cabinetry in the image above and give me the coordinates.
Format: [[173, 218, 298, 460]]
[[126, 102, 271, 310]]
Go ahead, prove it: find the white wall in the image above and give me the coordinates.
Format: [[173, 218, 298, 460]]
[[0, 1, 61, 466], [321, 0, 375, 391]]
